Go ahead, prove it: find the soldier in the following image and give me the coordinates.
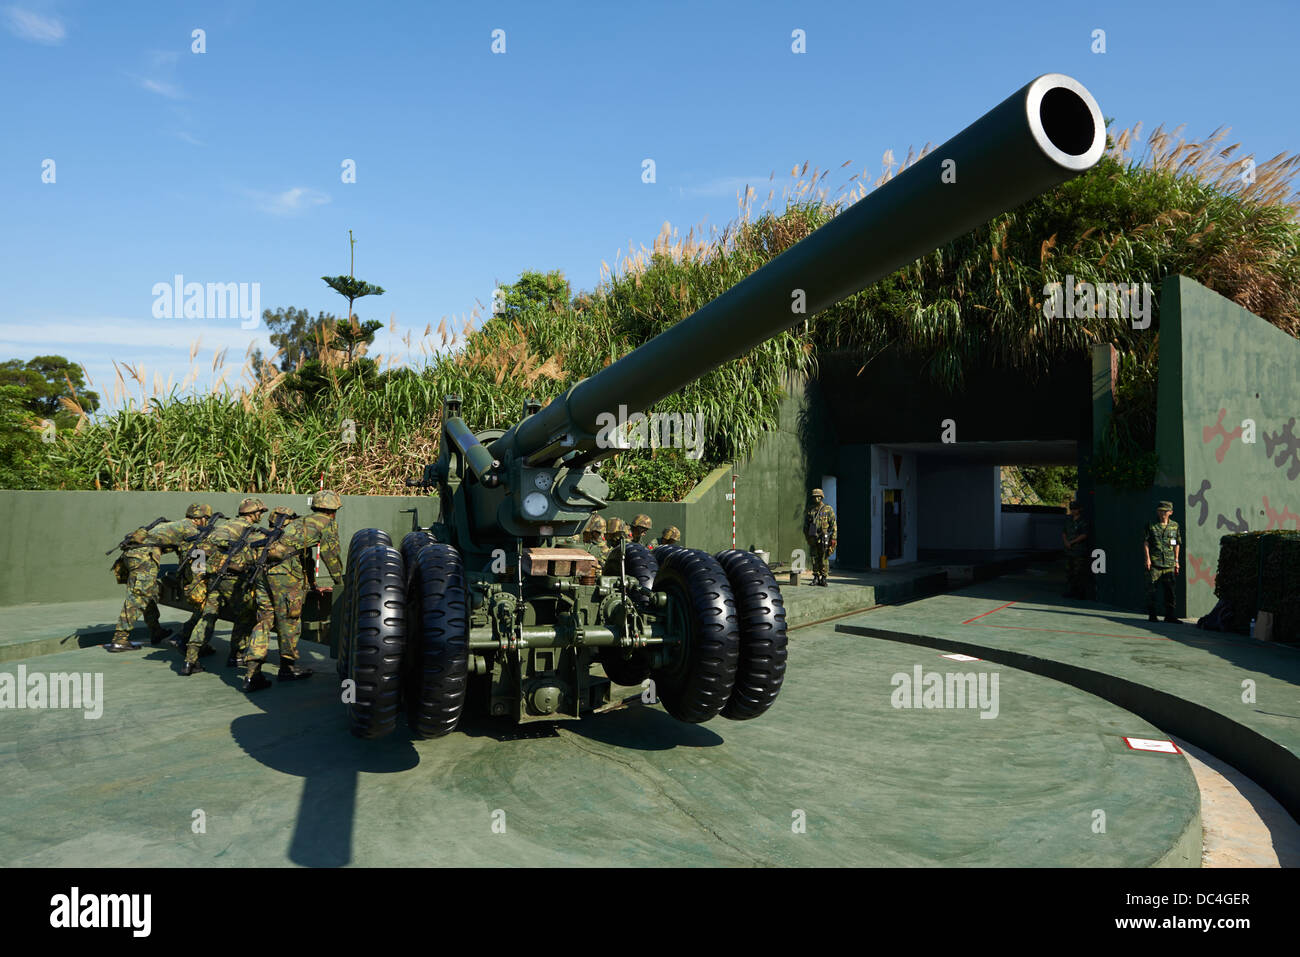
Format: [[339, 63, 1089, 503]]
[[606, 517, 627, 550], [184, 498, 267, 675], [803, 489, 837, 586], [1143, 500, 1182, 623], [106, 508, 211, 651], [650, 526, 681, 550], [581, 514, 609, 565], [629, 514, 653, 546], [243, 505, 308, 689], [170, 503, 222, 658], [1062, 500, 1089, 598], [246, 489, 345, 691]]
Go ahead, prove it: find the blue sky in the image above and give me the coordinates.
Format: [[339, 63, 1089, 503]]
[[1, 0, 1296, 410]]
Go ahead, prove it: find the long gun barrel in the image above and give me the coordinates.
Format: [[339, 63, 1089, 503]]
[[493, 74, 1103, 468]]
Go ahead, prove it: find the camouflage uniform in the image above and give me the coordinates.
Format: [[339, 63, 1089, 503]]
[[650, 526, 681, 550], [187, 500, 267, 668], [244, 492, 344, 684], [109, 513, 210, 649], [582, 515, 610, 566], [246, 507, 309, 670], [803, 490, 837, 586], [629, 514, 652, 545], [604, 517, 629, 566], [1062, 502, 1089, 598], [1144, 502, 1182, 621]]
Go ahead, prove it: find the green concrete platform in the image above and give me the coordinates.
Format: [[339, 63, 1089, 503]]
[[0, 610, 1200, 867], [0, 563, 934, 664], [836, 569, 1300, 825]]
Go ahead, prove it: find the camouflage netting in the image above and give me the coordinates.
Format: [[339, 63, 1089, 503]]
[[1213, 531, 1300, 641]]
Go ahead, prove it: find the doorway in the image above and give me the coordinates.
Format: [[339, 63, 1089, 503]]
[[882, 488, 903, 560]]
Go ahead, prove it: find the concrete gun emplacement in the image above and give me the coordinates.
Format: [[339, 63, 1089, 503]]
[[337, 74, 1106, 739]]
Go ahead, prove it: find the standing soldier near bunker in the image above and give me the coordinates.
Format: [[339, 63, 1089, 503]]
[[581, 515, 609, 565], [107, 507, 212, 651], [184, 498, 267, 675], [1143, 500, 1182, 623], [244, 490, 345, 692], [1062, 500, 1089, 599], [803, 489, 837, 587]]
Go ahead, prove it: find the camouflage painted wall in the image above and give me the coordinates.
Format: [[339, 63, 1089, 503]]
[[0, 382, 825, 606], [1093, 276, 1300, 617], [1169, 276, 1300, 618]]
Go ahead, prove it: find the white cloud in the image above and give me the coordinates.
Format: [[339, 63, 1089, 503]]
[[133, 75, 184, 99], [246, 186, 332, 216], [0, 316, 270, 354], [3, 6, 66, 44], [676, 175, 768, 199]]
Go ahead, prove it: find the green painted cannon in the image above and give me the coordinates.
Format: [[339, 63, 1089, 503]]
[[338, 74, 1106, 739]]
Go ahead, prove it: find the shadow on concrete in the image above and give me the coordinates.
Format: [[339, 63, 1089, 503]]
[[197, 633, 421, 868], [565, 697, 725, 751]]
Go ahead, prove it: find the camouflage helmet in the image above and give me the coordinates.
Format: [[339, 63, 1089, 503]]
[[660, 526, 681, 543], [313, 489, 342, 511], [1156, 500, 1174, 512], [811, 488, 824, 498], [238, 497, 267, 515], [586, 515, 606, 534], [606, 517, 626, 535], [632, 513, 652, 530], [270, 505, 296, 522], [185, 502, 213, 520]]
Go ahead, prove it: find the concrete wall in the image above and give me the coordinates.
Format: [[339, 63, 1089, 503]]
[[1001, 510, 1065, 550], [1093, 276, 1300, 617], [917, 460, 1001, 551], [0, 490, 440, 606], [0, 378, 833, 607]]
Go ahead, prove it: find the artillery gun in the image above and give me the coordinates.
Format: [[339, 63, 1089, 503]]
[[337, 74, 1106, 740]]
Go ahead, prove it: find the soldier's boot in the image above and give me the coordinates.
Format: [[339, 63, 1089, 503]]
[[1164, 615, 1180, 624], [105, 630, 141, 653], [277, 657, 314, 682], [1148, 613, 1159, 622], [181, 659, 204, 676], [150, 625, 174, 646], [243, 663, 272, 693]]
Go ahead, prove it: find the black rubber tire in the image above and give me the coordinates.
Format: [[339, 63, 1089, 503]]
[[400, 530, 439, 579], [713, 549, 788, 720], [598, 542, 657, 685], [347, 544, 407, 739], [649, 548, 740, 723], [601, 541, 658, 586], [405, 544, 471, 739], [348, 528, 391, 562], [338, 529, 392, 678], [650, 544, 684, 563]]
